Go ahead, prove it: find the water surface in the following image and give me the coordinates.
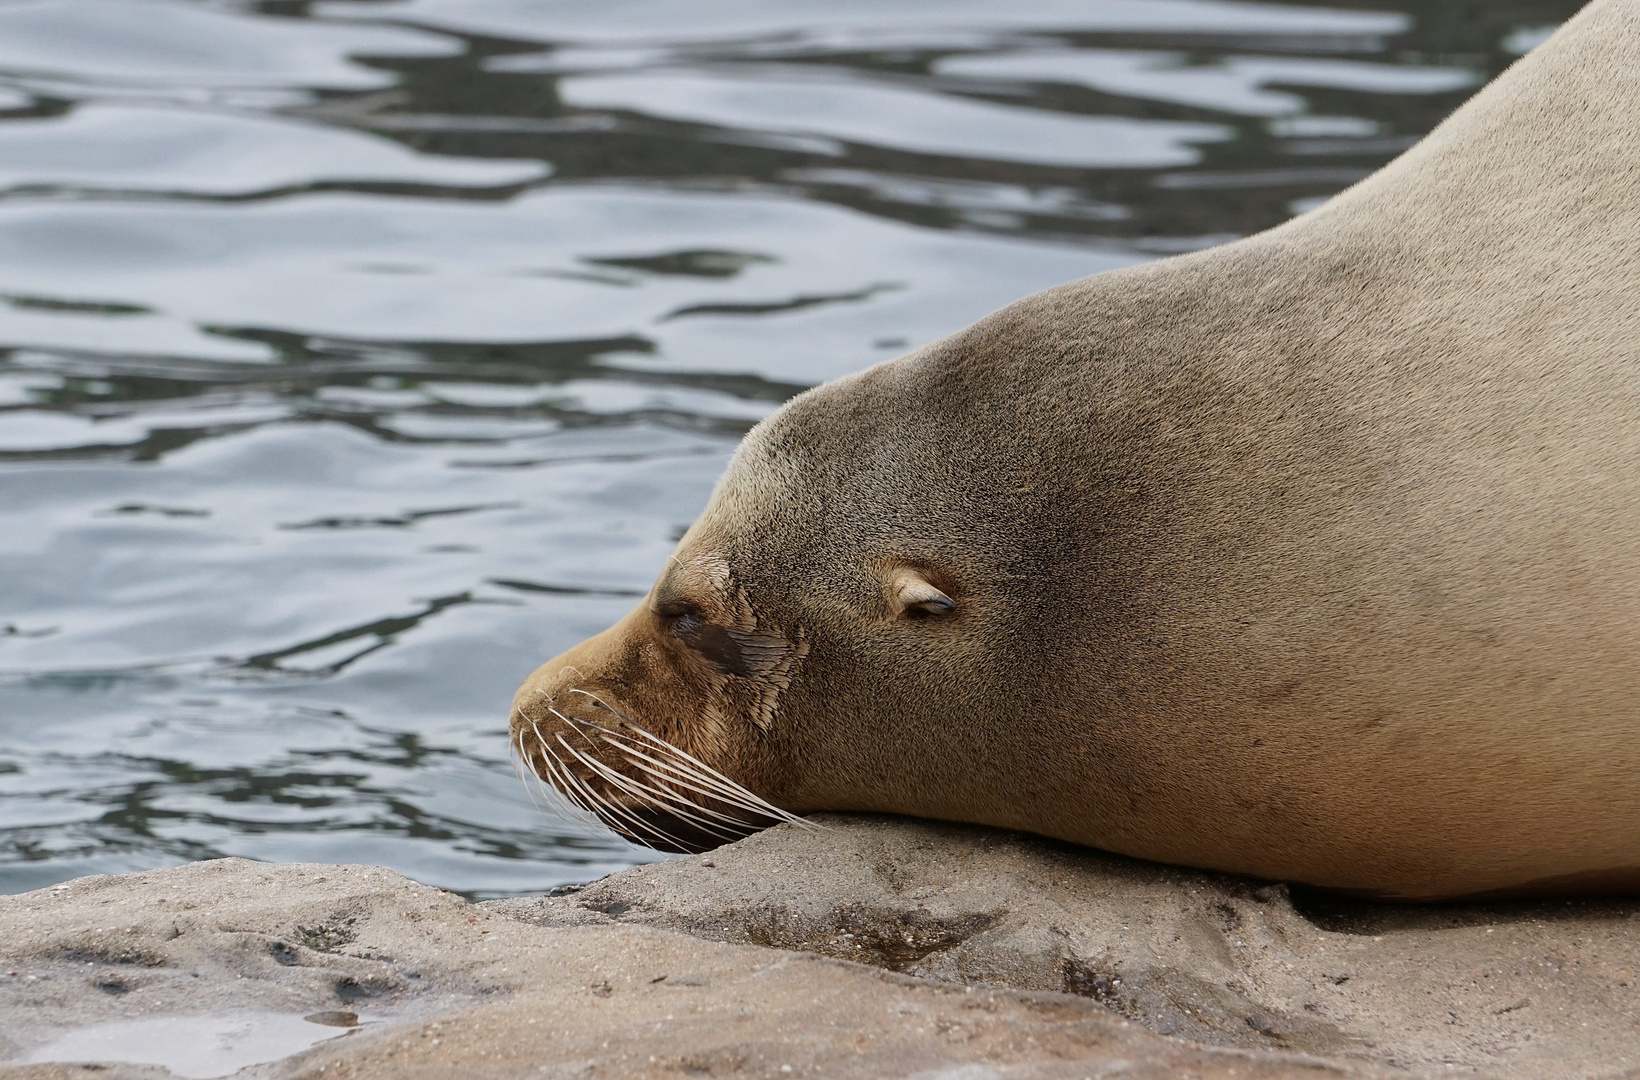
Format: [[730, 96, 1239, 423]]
[[0, 0, 1578, 896]]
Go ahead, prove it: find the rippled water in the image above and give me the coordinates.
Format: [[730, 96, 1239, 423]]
[[0, 0, 1577, 897]]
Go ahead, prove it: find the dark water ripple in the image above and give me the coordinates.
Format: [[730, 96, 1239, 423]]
[[0, 0, 1579, 896]]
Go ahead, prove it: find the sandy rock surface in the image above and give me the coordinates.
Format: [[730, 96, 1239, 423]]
[[0, 852, 1387, 1080], [487, 815, 1640, 1080], [0, 816, 1634, 1080]]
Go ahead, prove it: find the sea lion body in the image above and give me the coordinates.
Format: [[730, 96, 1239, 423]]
[[513, 0, 1640, 901]]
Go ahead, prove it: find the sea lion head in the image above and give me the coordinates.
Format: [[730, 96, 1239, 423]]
[[510, 328, 1087, 853]]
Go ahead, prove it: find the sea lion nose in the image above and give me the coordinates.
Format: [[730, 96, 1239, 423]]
[[510, 592, 812, 854], [510, 602, 648, 728]]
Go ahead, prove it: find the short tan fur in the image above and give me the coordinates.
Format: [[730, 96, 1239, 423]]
[[513, 0, 1640, 900]]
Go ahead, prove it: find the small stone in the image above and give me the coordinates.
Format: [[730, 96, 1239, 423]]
[[305, 1010, 361, 1028]]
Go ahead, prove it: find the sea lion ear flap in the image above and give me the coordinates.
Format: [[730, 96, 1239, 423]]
[[888, 568, 956, 617]]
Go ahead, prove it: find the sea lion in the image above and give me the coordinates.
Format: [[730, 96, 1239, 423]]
[[511, 0, 1640, 901]]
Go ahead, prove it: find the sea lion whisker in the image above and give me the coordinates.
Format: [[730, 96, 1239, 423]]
[[511, 729, 545, 812], [514, 685, 701, 852], [533, 690, 813, 843], [543, 707, 775, 824], [599, 774, 750, 844], [523, 719, 584, 814], [551, 729, 753, 844], [610, 728, 799, 826], [525, 709, 688, 843], [553, 734, 693, 849], [564, 690, 811, 826], [553, 751, 679, 849], [554, 733, 745, 843], [516, 724, 570, 820], [566, 688, 644, 725], [536, 744, 599, 825], [541, 757, 602, 826], [548, 711, 763, 830], [528, 720, 607, 829], [608, 744, 786, 825], [539, 733, 620, 825], [551, 693, 806, 826], [516, 723, 569, 816], [612, 755, 770, 834], [621, 728, 812, 828], [553, 726, 672, 808], [613, 747, 772, 815], [546, 706, 644, 748]]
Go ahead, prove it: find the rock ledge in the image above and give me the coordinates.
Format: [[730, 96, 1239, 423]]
[[0, 815, 1635, 1079]]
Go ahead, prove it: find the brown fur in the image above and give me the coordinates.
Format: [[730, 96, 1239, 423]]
[[512, 0, 1640, 900]]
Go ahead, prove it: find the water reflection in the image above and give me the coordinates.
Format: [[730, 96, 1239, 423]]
[[0, 0, 1581, 896]]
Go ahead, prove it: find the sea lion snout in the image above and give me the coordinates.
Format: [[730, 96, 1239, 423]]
[[510, 576, 812, 853]]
